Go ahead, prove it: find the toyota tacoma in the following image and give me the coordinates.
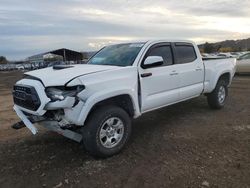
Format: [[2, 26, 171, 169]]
[[12, 40, 236, 157]]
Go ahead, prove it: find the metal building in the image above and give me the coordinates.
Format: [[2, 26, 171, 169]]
[[27, 48, 83, 64]]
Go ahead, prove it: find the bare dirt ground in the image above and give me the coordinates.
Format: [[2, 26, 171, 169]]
[[0, 71, 250, 188]]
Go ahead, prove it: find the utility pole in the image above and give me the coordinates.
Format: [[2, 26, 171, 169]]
[[63, 49, 66, 63]]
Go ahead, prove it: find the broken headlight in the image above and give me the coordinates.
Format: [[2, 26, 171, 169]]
[[45, 85, 85, 101]]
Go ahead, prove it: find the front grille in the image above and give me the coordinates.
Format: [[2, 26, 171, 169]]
[[13, 85, 41, 111]]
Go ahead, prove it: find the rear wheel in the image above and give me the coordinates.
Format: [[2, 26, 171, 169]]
[[82, 105, 131, 158], [207, 79, 228, 109]]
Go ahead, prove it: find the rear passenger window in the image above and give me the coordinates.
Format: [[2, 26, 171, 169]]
[[146, 45, 173, 66], [175, 44, 197, 64]]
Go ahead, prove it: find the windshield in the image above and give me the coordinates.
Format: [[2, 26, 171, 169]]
[[88, 43, 145, 66]]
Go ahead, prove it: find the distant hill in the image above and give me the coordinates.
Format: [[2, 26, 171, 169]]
[[199, 38, 250, 53]]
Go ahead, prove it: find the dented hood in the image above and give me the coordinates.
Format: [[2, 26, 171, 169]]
[[25, 64, 119, 87]]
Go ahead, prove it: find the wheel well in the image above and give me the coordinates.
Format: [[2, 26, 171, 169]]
[[219, 72, 230, 86], [88, 95, 135, 118]]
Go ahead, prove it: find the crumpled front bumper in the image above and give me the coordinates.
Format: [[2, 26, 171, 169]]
[[13, 105, 38, 134], [13, 78, 82, 125], [13, 105, 83, 142]]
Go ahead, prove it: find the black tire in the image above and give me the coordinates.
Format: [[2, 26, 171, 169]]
[[81, 105, 131, 158], [207, 79, 228, 109]]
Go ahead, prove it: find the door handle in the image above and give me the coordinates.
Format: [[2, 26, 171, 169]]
[[141, 73, 152, 78], [170, 71, 178, 76], [170, 73, 178, 76], [195, 68, 202, 71]]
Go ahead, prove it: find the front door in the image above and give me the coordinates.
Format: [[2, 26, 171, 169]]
[[139, 43, 180, 112]]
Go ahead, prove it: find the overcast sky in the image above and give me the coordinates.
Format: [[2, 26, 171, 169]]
[[1, 0, 250, 60]]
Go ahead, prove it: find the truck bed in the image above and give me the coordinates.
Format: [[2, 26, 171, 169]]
[[203, 58, 236, 93]]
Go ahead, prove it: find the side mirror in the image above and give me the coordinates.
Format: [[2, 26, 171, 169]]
[[143, 56, 164, 68]]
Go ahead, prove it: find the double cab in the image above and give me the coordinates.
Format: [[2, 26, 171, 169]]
[[12, 40, 236, 157]]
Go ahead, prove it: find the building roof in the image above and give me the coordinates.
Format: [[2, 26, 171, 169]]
[[28, 48, 83, 61]]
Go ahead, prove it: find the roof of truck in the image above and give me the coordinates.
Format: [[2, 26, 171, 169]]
[[105, 39, 196, 47], [146, 39, 195, 44]]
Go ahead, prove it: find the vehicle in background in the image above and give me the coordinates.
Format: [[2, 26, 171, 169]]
[[16, 65, 25, 71], [47, 61, 65, 67], [217, 53, 232, 58], [201, 53, 222, 60], [236, 52, 250, 73], [201, 53, 217, 58], [229, 52, 240, 58], [23, 64, 32, 70], [201, 53, 209, 57], [202, 53, 230, 60]]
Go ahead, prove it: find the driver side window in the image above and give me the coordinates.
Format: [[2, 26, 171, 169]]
[[144, 45, 173, 67]]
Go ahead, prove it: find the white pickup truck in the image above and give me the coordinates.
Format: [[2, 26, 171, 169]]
[[12, 40, 236, 157]]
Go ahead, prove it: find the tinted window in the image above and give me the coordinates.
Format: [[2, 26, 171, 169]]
[[175, 44, 197, 64], [146, 45, 173, 66]]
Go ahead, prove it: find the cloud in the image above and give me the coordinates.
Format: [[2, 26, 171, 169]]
[[0, 0, 250, 60]]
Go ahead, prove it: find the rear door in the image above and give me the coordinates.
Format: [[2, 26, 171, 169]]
[[173, 43, 204, 100], [139, 43, 180, 112]]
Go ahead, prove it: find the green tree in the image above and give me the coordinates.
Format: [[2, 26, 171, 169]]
[[0, 56, 8, 64], [203, 42, 215, 53]]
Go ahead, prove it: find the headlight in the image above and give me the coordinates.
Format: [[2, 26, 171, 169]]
[[46, 85, 85, 101]]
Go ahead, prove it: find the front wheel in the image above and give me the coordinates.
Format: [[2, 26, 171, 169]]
[[207, 79, 228, 109], [82, 105, 131, 158]]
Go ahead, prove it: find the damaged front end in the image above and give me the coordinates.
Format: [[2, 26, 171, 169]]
[[12, 78, 85, 142]]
